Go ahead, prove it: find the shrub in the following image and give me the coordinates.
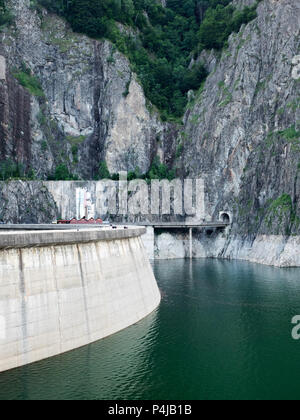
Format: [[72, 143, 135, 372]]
[[0, 159, 21, 180], [0, 1, 13, 29], [98, 161, 111, 179], [0, 159, 38, 180], [47, 164, 78, 180], [67, 135, 86, 163], [13, 65, 44, 97], [146, 156, 176, 181]]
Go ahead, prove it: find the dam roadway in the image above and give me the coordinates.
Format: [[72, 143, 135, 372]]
[[0, 226, 161, 373], [0, 226, 146, 249], [0, 221, 229, 230]]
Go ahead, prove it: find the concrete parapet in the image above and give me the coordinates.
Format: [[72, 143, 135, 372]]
[[0, 226, 146, 249]]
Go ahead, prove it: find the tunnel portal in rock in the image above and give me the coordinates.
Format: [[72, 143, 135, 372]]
[[219, 212, 231, 224]]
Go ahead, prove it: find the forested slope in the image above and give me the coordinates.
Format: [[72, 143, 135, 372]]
[[37, 0, 258, 120]]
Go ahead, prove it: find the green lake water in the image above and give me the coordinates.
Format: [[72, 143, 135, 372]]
[[1, 259, 300, 400]]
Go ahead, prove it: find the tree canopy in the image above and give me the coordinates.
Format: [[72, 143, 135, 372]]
[[0, 0, 13, 28]]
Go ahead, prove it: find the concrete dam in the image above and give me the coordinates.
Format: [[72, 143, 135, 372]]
[[0, 227, 161, 373]]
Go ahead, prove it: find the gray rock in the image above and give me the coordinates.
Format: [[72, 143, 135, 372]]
[[0, 0, 167, 178], [0, 181, 57, 223], [182, 0, 300, 240]]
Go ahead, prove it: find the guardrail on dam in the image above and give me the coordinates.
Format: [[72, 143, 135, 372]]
[[0, 227, 161, 373]]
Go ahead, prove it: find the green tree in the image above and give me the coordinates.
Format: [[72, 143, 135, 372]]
[[53, 164, 74, 180], [0, 0, 13, 28], [147, 156, 175, 181], [198, 3, 258, 50], [98, 161, 111, 179], [0, 160, 20, 180]]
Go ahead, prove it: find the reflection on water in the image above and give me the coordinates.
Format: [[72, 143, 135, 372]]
[[1, 259, 300, 400]]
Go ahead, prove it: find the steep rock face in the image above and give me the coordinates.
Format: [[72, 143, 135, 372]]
[[183, 0, 300, 239], [0, 181, 57, 223], [0, 74, 31, 170], [0, 0, 168, 178]]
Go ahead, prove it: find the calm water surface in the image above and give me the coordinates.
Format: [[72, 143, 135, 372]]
[[1, 259, 300, 400]]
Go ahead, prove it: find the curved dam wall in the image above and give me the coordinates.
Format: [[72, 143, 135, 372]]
[[0, 227, 161, 373]]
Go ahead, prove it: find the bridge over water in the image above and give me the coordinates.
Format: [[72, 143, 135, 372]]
[[127, 220, 231, 259]]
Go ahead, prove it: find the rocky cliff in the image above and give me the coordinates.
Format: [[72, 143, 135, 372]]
[[0, 0, 300, 266], [183, 0, 300, 233], [0, 181, 57, 223], [0, 0, 174, 179], [180, 0, 300, 265]]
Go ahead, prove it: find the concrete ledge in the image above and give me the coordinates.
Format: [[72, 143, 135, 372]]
[[0, 226, 146, 249]]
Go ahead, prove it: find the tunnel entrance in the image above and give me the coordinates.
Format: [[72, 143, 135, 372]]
[[219, 212, 231, 224]]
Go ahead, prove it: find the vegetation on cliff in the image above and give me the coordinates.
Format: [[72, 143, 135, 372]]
[[0, 0, 13, 28], [13, 65, 45, 97], [97, 156, 176, 182], [0, 159, 37, 181], [36, 0, 259, 120]]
